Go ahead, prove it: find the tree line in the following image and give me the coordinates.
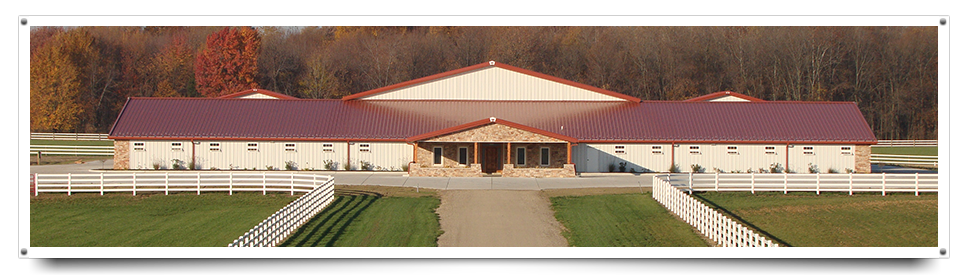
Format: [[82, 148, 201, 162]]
[[29, 26, 937, 140]]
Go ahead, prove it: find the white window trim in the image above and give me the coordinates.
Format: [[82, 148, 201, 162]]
[[458, 147, 468, 166], [246, 142, 259, 152], [285, 143, 297, 152], [540, 147, 551, 166], [209, 142, 221, 152], [516, 147, 527, 166], [133, 142, 145, 151], [433, 146, 443, 166], [359, 143, 371, 153], [322, 143, 334, 153]]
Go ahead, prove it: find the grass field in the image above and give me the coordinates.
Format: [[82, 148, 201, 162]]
[[30, 139, 114, 146], [693, 192, 937, 247], [548, 190, 709, 247], [280, 185, 442, 247], [30, 139, 114, 165], [871, 146, 937, 156], [31, 192, 298, 247]]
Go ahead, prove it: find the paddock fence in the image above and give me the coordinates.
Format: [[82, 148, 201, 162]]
[[30, 145, 115, 156], [32, 172, 328, 196], [30, 132, 111, 141], [870, 154, 938, 167], [872, 140, 938, 147], [228, 176, 336, 247], [662, 172, 938, 196], [652, 176, 779, 247]]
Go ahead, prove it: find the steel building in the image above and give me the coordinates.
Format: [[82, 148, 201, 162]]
[[108, 61, 876, 177]]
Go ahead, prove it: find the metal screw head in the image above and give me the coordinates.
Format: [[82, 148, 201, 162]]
[[20, 18, 26, 25], [941, 18, 947, 25], [941, 248, 947, 255], [20, 248, 26, 255]]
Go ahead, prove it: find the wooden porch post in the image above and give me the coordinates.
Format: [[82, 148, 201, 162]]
[[474, 142, 479, 164], [567, 142, 572, 164], [506, 142, 511, 164], [412, 142, 418, 164]]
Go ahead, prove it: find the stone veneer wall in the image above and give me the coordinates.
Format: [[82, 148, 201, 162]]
[[510, 143, 568, 168], [854, 145, 871, 173], [113, 140, 129, 169], [409, 163, 482, 177], [428, 123, 567, 143], [415, 142, 477, 168], [502, 164, 576, 178]]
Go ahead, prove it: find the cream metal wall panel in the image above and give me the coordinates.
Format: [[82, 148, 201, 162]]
[[127, 141, 193, 170], [786, 144, 856, 173], [237, 93, 278, 99], [674, 144, 787, 173], [362, 67, 626, 101], [348, 142, 413, 171], [577, 143, 672, 173], [706, 95, 751, 102]]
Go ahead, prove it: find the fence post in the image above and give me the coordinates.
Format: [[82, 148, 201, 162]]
[[915, 173, 920, 196], [133, 173, 137, 196], [263, 172, 267, 195], [849, 173, 853, 195], [197, 172, 201, 195], [882, 172, 886, 196], [751, 173, 755, 194], [715, 172, 719, 191], [33, 173, 38, 196], [165, 172, 169, 195], [229, 172, 234, 195], [67, 173, 72, 196], [291, 173, 295, 196], [816, 173, 820, 195], [100, 173, 104, 195], [783, 172, 788, 194]]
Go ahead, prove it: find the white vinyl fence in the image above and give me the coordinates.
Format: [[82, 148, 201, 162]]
[[33, 172, 328, 196], [873, 140, 938, 147], [228, 176, 336, 247], [870, 154, 938, 167], [662, 172, 938, 196], [30, 132, 111, 141], [30, 145, 114, 156], [652, 176, 779, 247]]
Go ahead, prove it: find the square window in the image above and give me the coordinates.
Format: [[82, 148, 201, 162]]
[[247, 143, 259, 151], [765, 146, 776, 155], [433, 147, 442, 165], [516, 147, 526, 165], [133, 142, 145, 151], [652, 145, 662, 154], [614, 145, 626, 154], [803, 146, 814, 155], [171, 142, 183, 151], [359, 143, 370, 153], [540, 147, 550, 166], [689, 146, 700, 155], [322, 143, 334, 153], [209, 142, 220, 151], [459, 147, 468, 165], [727, 146, 738, 155], [841, 146, 852, 155], [285, 143, 296, 152]]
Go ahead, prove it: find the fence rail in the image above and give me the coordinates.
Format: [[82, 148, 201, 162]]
[[653, 176, 779, 247], [33, 172, 327, 196], [873, 140, 938, 147], [30, 132, 111, 141], [228, 177, 336, 247], [30, 145, 115, 156], [870, 154, 938, 167], [663, 172, 937, 196]]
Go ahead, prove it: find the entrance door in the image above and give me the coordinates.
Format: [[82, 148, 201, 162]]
[[483, 146, 498, 173]]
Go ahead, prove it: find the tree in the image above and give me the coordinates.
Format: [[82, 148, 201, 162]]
[[30, 29, 92, 132], [195, 27, 261, 97]]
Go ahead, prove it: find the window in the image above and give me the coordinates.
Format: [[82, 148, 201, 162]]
[[209, 142, 220, 151], [652, 145, 663, 154], [689, 146, 700, 155], [133, 142, 145, 151], [614, 145, 626, 154], [516, 147, 526, 165], [285, 143, 296, 152], [841, 146, 852, 155], [765, 146, 777, 155], [803, 146, 814, 155], [458, 147, 468, 165], [433, 147, 442, 165], [322, 143, 334, 153], [540, 147, 550, 166], [727, 146, 738, 155], [359, 143, 370, 153], [171, 142, 183, 151], [246, 142, 259, 152]]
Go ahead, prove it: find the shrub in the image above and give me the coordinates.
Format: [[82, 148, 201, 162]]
[[827, 167, 838, 173], [808, 163, 820, 174], [285, 161, 297, 171], [402, 163, 411, 172], [713, 168, 724, 173], [608, 163, 616, 172], [618, 162, 627, 172], [669, 163, 680, 173], [360, 161, 374, 171], [152, 162, 161, 170], [769, 163, 784, 173], [188, 162, 196, 170], [690, 164, 705, 173], [171, 159, 185, 170], [265, 165, 275, 171], [758, 168, 768, 173], [343, 162, 355, 171], [323, 160, 339, 171], [845, 168, 855, 174], [641, 167, 653, 173]]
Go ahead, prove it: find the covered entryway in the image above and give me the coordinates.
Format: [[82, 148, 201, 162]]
[[481, 144, 503, 174]]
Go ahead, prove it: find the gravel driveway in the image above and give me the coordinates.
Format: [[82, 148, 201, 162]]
[[436, 190, 568, 247]]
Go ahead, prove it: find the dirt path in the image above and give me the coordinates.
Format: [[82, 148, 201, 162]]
[[436, 190, 568, 247]]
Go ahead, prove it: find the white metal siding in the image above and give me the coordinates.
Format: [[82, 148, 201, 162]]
[[361, 67, 627, 101], [786, 144, 856, 173], [237, 93, 279, 99], [576, 143, 672, 173], [127, 141, 412, 171], [673, 144, 787, 173], [706, 95, 751, 102]]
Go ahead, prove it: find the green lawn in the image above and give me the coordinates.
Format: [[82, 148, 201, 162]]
[[280, 189, 441, 247], [693, 192, 937, 247], [31, 139, 114, 146], [31, 192, 298, 247], [871, 146, 937, 156], [550, 193, 709, 247]]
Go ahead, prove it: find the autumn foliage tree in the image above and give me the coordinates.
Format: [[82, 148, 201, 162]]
[[194, 27, 261, 97], [30, 29, 94, 132]]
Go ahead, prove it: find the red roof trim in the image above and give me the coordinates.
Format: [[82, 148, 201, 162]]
[[404, 118, 579, 143], [579, 140, 878, 145], [217, 88, 298, 100], [108, 137, 407, 142], [341, 61, 641, 102], [684, 91, 764, 102], [107, 97, 132, 136], [105, 136, 876, 145]]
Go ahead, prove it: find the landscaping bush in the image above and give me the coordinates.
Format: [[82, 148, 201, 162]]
[[618, 162, 627, 172], [769, 163, 784, 173], [669, 163, 680, 173], [808, 163, 820, 174], [690, 164, 705, 173], [285, 161, 297, 171]]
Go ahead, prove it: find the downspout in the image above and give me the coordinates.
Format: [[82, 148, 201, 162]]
[[671, 142, 676, 171], [191, 138, 196, 170], [408, 142, 416, 176], [347, 141, 351, 170], [785, 143, 790, 172]]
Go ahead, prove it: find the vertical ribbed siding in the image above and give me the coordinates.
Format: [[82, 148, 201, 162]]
[[582, 144, 672, 173]]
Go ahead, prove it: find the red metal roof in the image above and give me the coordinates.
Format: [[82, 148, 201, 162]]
[[684, 91, 764, 102], [217, 88, 298, 100], [109, 98, 876, 144], [340, 61, 642, 103]]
